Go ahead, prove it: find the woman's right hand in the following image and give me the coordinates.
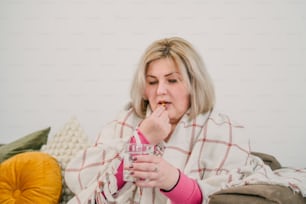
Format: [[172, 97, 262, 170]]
[[138, 105, 171, 145]]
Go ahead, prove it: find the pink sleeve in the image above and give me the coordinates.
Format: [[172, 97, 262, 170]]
[[132, 129, 150, 144], [161, 170, 202, 204], [115, 161, 125, 190], [115, 129, 150, 190]]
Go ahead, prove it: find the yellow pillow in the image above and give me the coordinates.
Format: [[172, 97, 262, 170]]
[[0, 151, 62, 204]]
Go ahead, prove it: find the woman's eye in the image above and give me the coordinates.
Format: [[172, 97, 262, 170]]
[[148, 81, 158, 85], [168, 79, 178, 83]]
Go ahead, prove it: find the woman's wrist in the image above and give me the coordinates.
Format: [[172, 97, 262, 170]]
[[130, 128, 150, 144], [160, 170, 202, 204], [136, 128, 150, 144], [160, 168, 180, 192]]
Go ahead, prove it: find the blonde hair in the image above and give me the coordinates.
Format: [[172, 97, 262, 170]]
[[130, 37, 215, 119]]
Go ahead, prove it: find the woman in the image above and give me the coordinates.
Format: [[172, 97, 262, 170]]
[[65, 37, 250, 204]]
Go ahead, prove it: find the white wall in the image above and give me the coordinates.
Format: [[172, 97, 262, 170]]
[[0, 0, 305, 167]]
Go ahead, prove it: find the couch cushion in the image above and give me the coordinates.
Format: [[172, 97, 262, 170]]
[[0, 151, 62, 204], [251, 151, 281, 170], [209, 184, 305, 204], [0, 127, 50, 163]]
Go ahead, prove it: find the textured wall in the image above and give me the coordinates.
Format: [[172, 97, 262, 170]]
[[0, 0, 305, 167]]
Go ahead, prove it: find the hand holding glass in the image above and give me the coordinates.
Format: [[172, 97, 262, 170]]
[[123, 143, 154, 182]]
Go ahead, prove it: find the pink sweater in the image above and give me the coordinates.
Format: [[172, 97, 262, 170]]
[[115, 130, 202, 204]]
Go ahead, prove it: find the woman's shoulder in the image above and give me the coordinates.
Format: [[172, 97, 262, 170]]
[[96, 103, 141, 143], [112, 102, 142, 124], [204, 109, 249, 148], [207, 109, 244, 128]]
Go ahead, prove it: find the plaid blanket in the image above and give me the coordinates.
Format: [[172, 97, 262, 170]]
[[65, 107, 306, 204]]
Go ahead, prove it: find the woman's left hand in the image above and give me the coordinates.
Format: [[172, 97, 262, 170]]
[[127, 154, 180, 191]]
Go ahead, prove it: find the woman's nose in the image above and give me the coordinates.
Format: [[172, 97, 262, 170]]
[[157, 82, 167, 95]]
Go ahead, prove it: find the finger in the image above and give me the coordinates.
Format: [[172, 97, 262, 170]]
[[131, 161, 158, 172], [132, 169, 158, 182], [159, 110, 169, 121], [152, 105, 166, 117], [133, 154, 159, 163], [135, 177, 158, 188]]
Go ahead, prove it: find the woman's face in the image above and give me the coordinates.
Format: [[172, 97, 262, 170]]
[[144, 58, 190, 124]]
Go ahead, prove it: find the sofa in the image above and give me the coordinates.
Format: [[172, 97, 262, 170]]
[[0, 117, 305, 204], [209, 152, 306, 204]]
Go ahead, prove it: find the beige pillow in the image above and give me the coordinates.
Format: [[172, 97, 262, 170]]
[[0, 127, 50, 163], [41, 117, 90, 204]]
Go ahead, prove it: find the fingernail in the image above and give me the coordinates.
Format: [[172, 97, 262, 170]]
[[132, 156, 137, 161]]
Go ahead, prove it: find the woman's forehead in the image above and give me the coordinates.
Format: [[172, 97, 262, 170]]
[[146, 58, 180, 75]]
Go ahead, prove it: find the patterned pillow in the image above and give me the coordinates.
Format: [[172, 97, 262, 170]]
[[41, 117, 90, 204]]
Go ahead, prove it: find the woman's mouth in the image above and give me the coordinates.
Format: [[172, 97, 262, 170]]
[[158, 101, 170, 108]]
